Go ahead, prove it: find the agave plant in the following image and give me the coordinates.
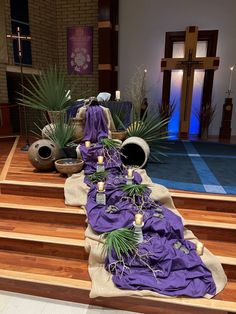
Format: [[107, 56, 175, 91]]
[[117, 106, 170, 161], [34, 114, 76, 149], [108, 105, 127, 131], [117, 106, 169, 143], [17, 65, 75, 111]]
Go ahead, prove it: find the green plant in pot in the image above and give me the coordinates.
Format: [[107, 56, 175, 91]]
[[17, 65, 76, 122], [108, 105, 128, 141], [117, 106, 169, 163], [35, 114, 77, 158]]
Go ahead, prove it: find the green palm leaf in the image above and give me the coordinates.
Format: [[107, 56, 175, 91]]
[[103, 227, 139, 260], [17, 65, 76, 111]]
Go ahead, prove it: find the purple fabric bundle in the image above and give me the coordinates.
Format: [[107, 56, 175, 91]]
[[81, 105, 216, 297], [82, 100, 108, 143]]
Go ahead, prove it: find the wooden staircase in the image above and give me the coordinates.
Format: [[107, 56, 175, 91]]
[[0, 137, 235, 314]]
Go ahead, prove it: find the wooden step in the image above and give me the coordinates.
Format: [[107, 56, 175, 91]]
[[0, 253, 234, 314], [180, 208, 236, 225], [0, 219, 87, 259], [0, 180, 65, 198], [171, 190, 236, 213], [0, 200, 86, 225]]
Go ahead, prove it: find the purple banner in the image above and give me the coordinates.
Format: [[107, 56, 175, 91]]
[[67, 26, 93, 75]]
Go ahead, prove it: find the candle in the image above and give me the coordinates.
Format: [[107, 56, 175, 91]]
[[97, 181, 105, 191], [85, 141, 91, 148], [115, 90, 120, 100], [97, 156, 104, 164], [228, 66, 234, 91], [127, 168, 133, 178], [135, 213, 143, 226], [196, 242, 204, 256]]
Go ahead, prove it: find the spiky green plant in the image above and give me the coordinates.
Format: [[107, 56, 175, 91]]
[[108, 105, 127, 131], [120, 183, 148, 197], [34, 114, 75, 148], [17, 65, 76, 111], [103, 227, 139, 260], [100, 138, 121, 149], [116, 106, 169, 145], [87, 170, 108, 183]]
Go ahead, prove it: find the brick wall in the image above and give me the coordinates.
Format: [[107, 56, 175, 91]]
[[56, 0, 99, 98], [0, 64, 8, 103], [1, 0, 99, 133], [29, 0, 58, 69]]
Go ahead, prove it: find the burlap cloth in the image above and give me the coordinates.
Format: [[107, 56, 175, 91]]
[[64, 169, 227, 299]]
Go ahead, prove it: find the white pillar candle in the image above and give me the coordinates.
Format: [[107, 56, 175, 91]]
[[97, 181, 105, 191], [115, 90, 120, 100], [97, 156, 104, 164], [127, 168, 133, 178], [135, 213, 143, 226], [85, 141, 91, 148], [228, 66, 234, 91]]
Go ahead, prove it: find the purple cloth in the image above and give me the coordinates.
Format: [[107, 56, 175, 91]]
[[82, 101, 108, 143], [81, 109, 217, 298]]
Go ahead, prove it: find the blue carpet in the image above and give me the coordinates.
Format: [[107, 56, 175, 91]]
[[146, 140, 236, 195]]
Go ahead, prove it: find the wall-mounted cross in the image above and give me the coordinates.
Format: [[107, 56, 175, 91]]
[[161, 26, 219, 138]]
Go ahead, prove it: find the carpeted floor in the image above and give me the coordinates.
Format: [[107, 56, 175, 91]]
[[146, 140, 236, 195]]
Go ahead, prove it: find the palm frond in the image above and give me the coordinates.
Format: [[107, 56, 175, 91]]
[[87, 171, 108, 183], [100, 138, 121, 149], [120, 183, 148, 197], [17, 65, 76, 111], [35, 114, 75, 148], [103, 227, 139, 260]]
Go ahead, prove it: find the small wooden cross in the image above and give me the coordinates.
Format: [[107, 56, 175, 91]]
[[161, 26, 219, 137], [6, 26, 31, 61]]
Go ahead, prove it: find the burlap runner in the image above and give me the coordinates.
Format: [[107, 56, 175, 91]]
[[65, 169, 227, 299]]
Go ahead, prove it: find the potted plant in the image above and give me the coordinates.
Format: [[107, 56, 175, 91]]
[[117, 106, 169, 164], [108, 105, 128, 141], [35, 114, 77, 158], [17, 65, 76, 123]]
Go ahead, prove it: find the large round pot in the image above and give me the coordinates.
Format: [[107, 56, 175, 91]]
[[28, 139, 61, 171], [121, 136, 150, 168]]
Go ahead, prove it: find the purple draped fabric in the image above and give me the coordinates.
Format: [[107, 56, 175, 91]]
[[80, 110, 217, 298], [82, 101, 108, 143]]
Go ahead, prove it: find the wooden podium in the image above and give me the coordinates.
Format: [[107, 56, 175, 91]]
[[219, 98, 233, 140]]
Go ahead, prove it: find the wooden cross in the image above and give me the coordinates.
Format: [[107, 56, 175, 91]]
[[161, 26, 219, 138]]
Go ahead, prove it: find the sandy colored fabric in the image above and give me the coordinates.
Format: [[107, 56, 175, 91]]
[[64, 171, 89, 206], [64, 169, 227, 299]]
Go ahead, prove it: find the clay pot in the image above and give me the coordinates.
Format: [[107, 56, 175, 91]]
[[121, 136, 150, 168], [28, 139, 61, 171]]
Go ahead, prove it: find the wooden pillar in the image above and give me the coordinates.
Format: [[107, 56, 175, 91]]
[[98, 0, 118, 98]]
